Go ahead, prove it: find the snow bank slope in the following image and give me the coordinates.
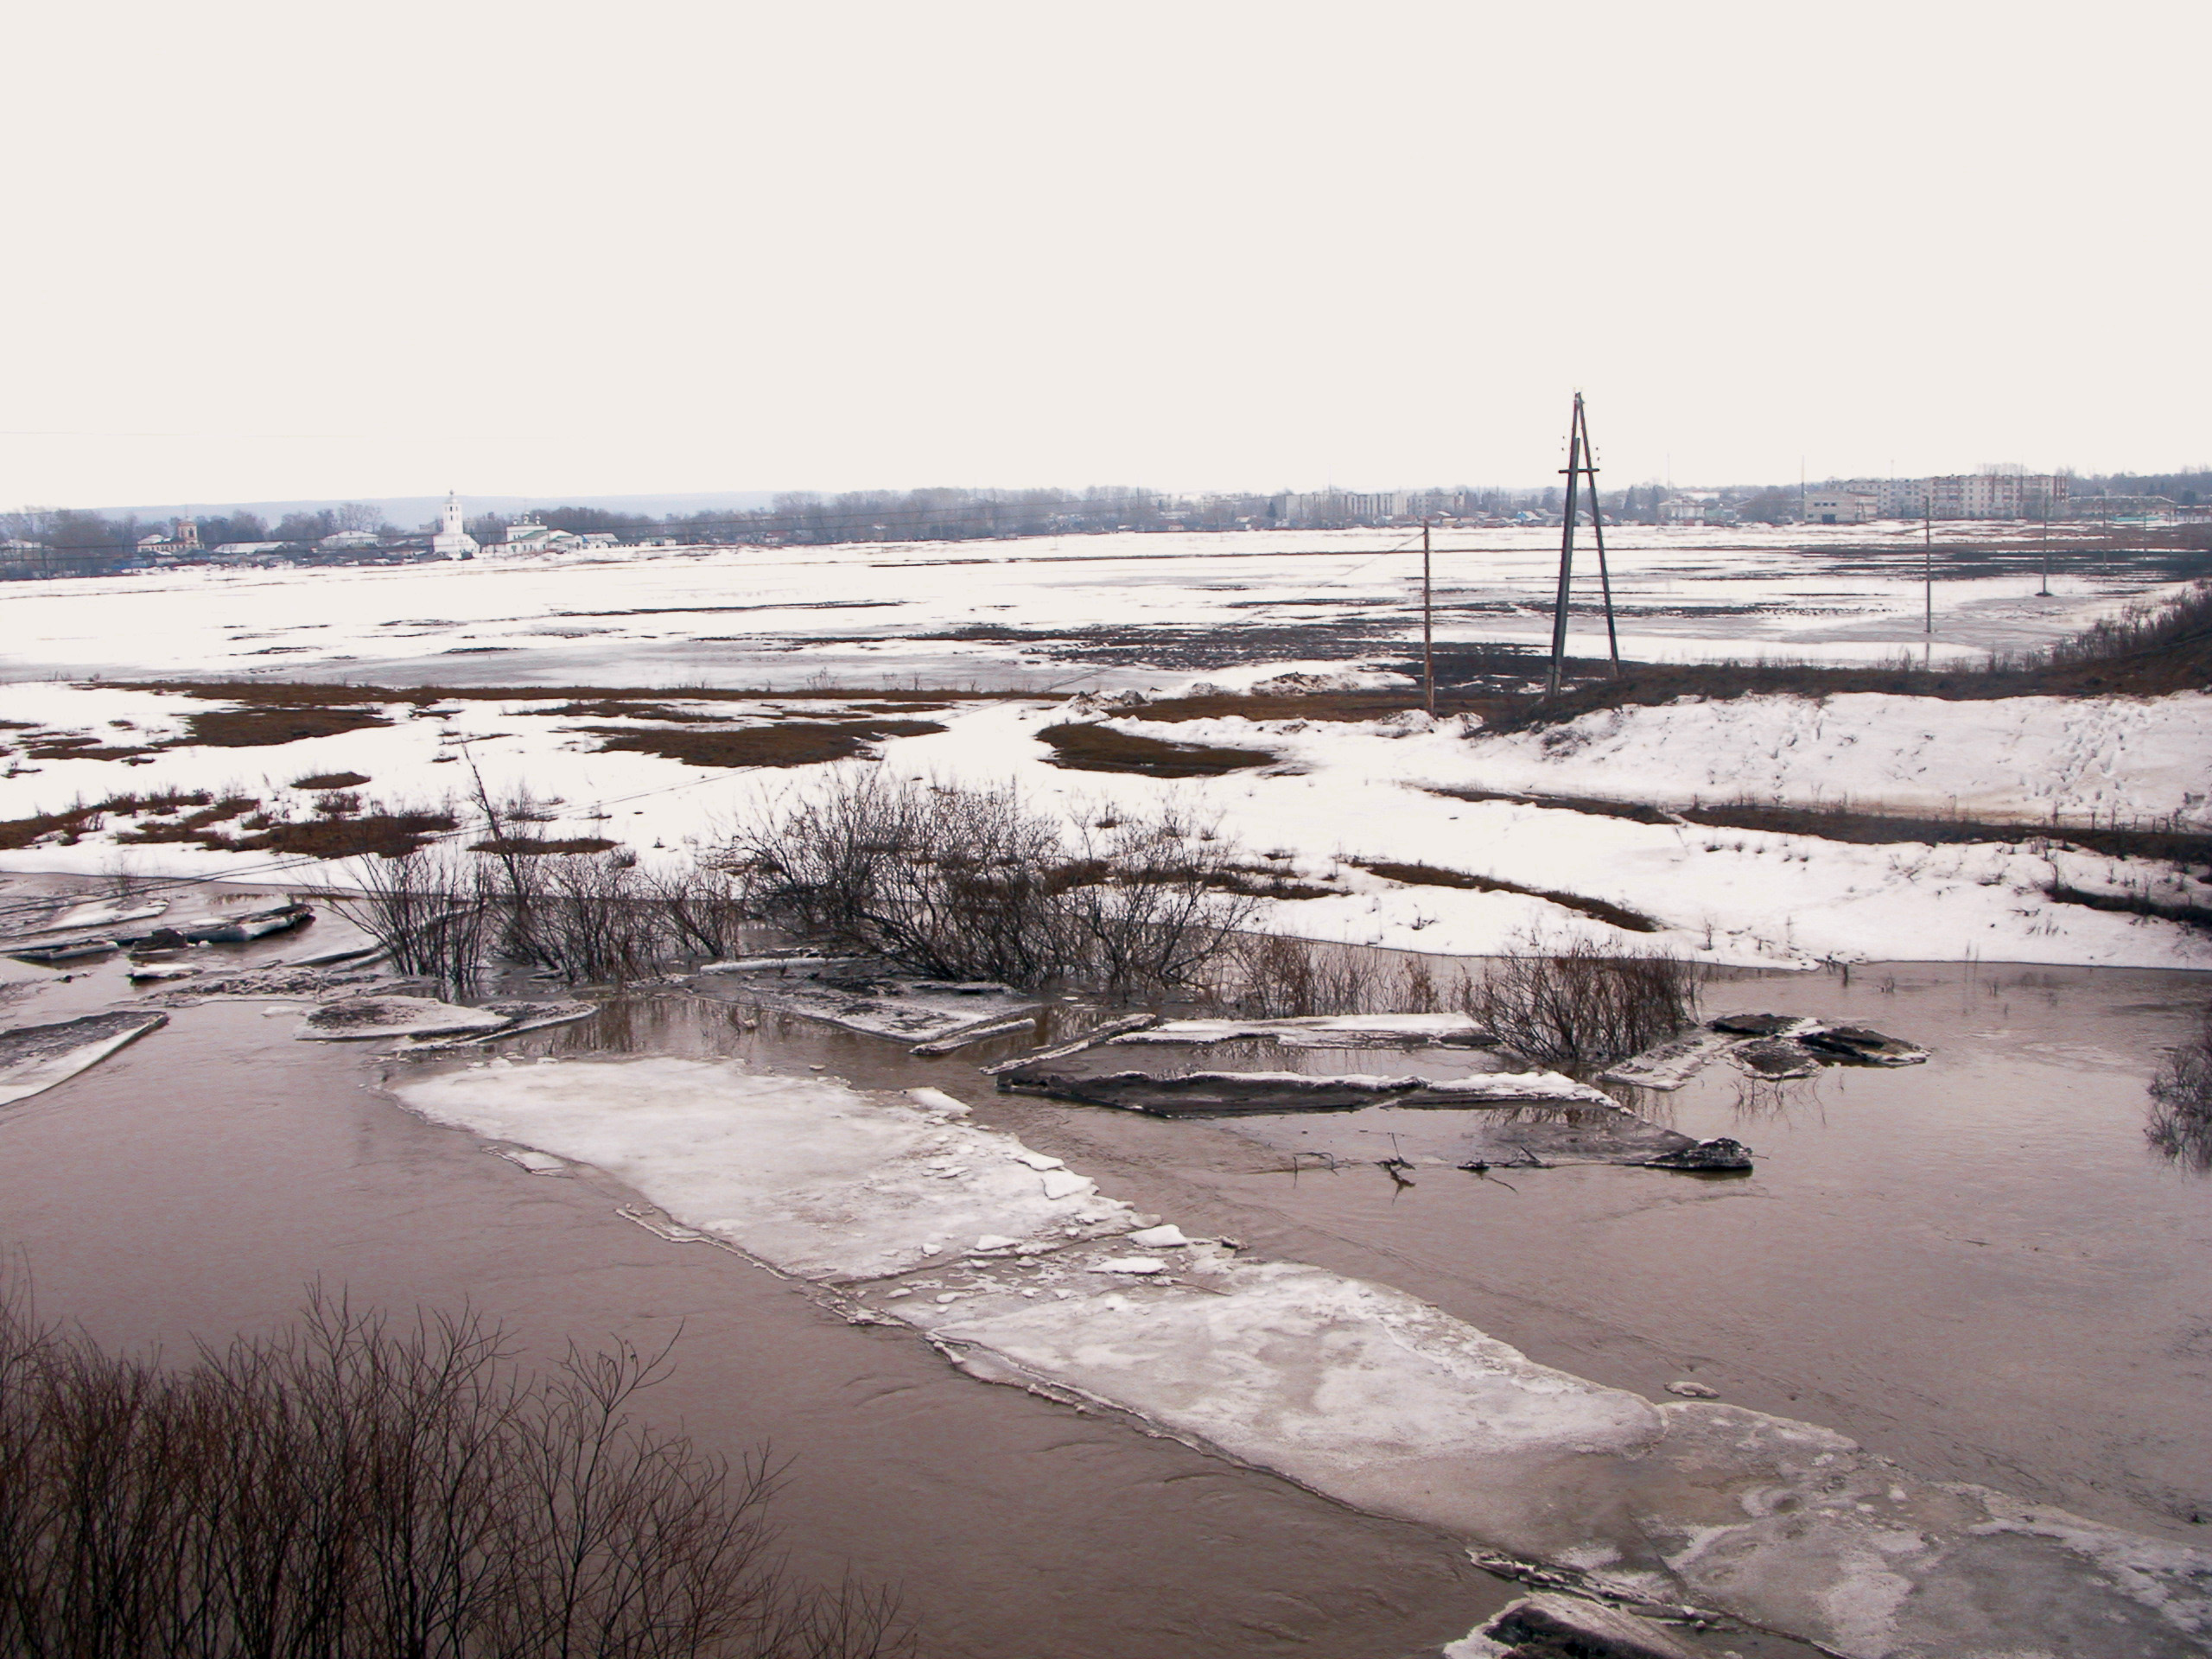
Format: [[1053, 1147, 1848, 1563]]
[[1459, 691, 2212, 828]]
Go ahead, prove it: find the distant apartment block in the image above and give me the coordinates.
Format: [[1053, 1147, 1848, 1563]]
[[1925, 470, 2069, 520], [1808, 471, 2069, 523]]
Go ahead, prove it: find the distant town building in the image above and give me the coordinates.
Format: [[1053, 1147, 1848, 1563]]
[[1925, 471, 2069, 520], [1802, 470, 2069, 523], [500, 520, 586, 555], [319, 529, 382, 550], [137, 519, 204, 558], [430, 491, 479, 560], [1660, 492, 1719, 525], [1805, 489, 1879, 524]]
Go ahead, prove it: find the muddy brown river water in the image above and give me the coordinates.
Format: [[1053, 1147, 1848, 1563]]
[[1, 904, 2206, 1657]]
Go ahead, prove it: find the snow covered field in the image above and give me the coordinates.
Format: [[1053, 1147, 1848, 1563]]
[[3, 676, 2208, 971], [3, 525, 2205, 971], [0, 522, 2186, 689]]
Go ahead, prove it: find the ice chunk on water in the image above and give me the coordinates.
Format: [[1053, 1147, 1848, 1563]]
[[1093, 1256, 1166, 1274], [1126, 1224, 1190, 1248], [394, 1057, 1132, 1280]]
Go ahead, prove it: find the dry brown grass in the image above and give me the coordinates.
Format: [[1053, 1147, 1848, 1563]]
[[588, 720, 945, 768], [1036, 722, 1277, 778], [469, 836, 620, 855], [1350, 859, 1662, 932], [291, 770, 372, 789], [114, 795, 262, 845], [232, 811, 458, 859], [185, 704, 393, 747], [128, 679, 1030, 707]]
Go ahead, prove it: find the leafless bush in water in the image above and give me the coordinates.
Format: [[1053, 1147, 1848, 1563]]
[[1058, 802, 1258, 993], [646, 861, 753, 962], [1459, 934, 1700, 1069], [2148, 1002, 2212, 1173], [1203, 931, 1695, 1069], [1205, 935, 1439, 1018], [327, 845, 491, 995], [530, 853, 673, 983], [728, 773, 1256, 991], [0, 1285, 910, 1659]]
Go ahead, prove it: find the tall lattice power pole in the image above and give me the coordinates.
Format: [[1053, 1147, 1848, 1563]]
[[1544, 392, 1622, 699]]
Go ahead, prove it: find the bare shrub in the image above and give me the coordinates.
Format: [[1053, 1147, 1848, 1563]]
[[1459, 934, 1700, 1070], [1057, 803, 1258, 993], [2148, 1001, 2212, 1172], [1202, 935, 1445, 1018], [530, 853, 674, 984], [327, 845, 490, 994], [728, 773, 1257, 992], [0, 1285, 909, 1659], [647, 861, 753, 962]]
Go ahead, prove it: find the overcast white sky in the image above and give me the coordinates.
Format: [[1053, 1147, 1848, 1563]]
[[3, 1, 2204, 510]]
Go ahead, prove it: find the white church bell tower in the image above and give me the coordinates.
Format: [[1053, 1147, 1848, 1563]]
[[431, 491, 479, 560]]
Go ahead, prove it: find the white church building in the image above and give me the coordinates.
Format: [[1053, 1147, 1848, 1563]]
[[431, 492, 479, 560]]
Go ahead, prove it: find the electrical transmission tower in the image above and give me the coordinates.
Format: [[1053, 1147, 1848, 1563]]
[[1544, 391, 1622, 698]]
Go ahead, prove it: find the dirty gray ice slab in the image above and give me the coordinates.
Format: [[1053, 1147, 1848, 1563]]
[[1208, 1101, 1749, 1172], [1113, 1013, 1497, 1048], [691, 967, 1042, 1041], [385, 1052, 2212, 1659], [150, 966, 387, 1003], [398, 999, 598, 1049], [1446, 1592, 1704, 1659], [295, 995, 514, 1042], [0, 1010, 168, 1105], [1605, 1017, 1927, 1091]]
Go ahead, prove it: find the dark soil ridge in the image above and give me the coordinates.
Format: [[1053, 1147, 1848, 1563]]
[[1426, 785, 2212, 868], [1348, 859, 1662, 933], [1036, 722, 1281, 778], [588, 720, 946, 769]]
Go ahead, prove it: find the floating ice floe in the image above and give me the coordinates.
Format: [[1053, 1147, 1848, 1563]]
[[691, 963, 1044, 1042], [390, 1054, 2209, 1656], [0, 1010, 168, 1105], [1444, 1592, 1701, 1659], [398, 1000, 596, 1049], [29, 898, 169, 935], [1603, 1014, 1928, 1090], [1110, 1012, 1497, 1048], [394, 1057, 1135, 1280], [295, 996, 516, 1042], [998, 1018, 1747, 1168]]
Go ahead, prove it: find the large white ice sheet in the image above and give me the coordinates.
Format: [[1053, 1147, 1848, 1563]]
[[395, 1058, 1133, 1279]]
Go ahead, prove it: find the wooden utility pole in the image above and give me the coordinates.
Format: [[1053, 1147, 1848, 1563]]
[[2039, 496, 2051, 597], [1923, 501, 1934, 633], [1544, 393, 1622, 698], [1546, 407, 1583, 698], [1421, 518, 1435, 715]]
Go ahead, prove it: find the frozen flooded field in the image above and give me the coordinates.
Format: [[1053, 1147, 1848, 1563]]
[[3, 524, 2210, 1656], [1, 892, 2209, 1657], [0, 522, 2198, 689]]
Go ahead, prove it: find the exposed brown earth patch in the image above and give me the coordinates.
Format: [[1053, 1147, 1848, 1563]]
[[1349, 858, 1662, 933], [1037, 723, 1278, 778], [185, 705, 393, 747], [587, 720, 945, 768], [290, 771, 372, 790], [468, 836, 621, 856]]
